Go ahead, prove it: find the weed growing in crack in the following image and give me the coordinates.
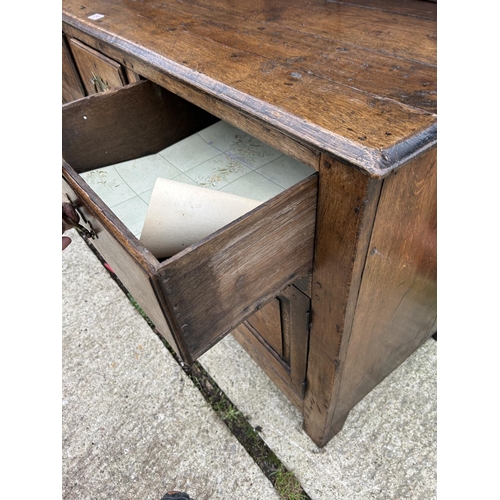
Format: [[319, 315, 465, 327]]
[[271, 466, 309, 500], [84, 240, 312, 500]]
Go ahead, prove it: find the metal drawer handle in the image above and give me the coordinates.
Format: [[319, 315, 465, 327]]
[[63, 198, 97, 240]]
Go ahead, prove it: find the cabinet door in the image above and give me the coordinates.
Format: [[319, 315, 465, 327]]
[[68, 37, 128, 95], [232, 284, 311, 410], [62, 34, 85, 103]]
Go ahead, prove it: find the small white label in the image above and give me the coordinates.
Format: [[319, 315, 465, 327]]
[[88, 13, 105, 20]]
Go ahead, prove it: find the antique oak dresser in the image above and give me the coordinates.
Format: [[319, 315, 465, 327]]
[[62, 0, 437, 447]]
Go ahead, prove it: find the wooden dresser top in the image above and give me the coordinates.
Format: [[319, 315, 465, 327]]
[[62, 0, 437, 177]]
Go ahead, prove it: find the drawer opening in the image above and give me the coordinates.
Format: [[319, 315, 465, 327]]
[[79, 118, 317, 257], [63, 79, 318, 363]]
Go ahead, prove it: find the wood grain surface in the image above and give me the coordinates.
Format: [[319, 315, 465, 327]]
[[302, 148, 436, 446], [332, 147, 437, 423], [61, 0, 437, 447], [62, 0, 436, 176], [303, 155, 382, 446], [69, 37, 127, 95], [62, 79, 218, 172], [157, 174, 318, 361], [62, 34, 85, 103], [246, 298, 284, 358]]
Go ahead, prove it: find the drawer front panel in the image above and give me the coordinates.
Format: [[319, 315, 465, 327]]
[[69, 37, 127, 95]]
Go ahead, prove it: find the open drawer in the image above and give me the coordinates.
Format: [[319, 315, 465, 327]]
[[62, 79, 318, 364]]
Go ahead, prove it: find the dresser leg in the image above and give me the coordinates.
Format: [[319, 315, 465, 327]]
[[302, 156, 381, 448], [303, 411, 350, 447]]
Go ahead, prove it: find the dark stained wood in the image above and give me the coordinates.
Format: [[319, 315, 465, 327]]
[[303, 155, 382, 447], [99, 0, 436, 112], [62, 0, 436, 176], [68, 37, 127, 95], [62, 34, 85, 103], [164, 34, 435, 169], [302, 148, 436, 447], [332, 147, 437, 422], [61, 0, 437, 448], [62, 77, 318, 364], [279, 292, 291, 364], [157, 174, 318, 361], [124, 67, 141, 84], [63, 155, 317, 364], [283, 286, 311, 398], [62, 79, 218, 172], [171, 0, 436, 64], [292, 276, 312, 298], [61, 22, 320, 173], [334, 0, 437, 18], [247, 298, 283, 357]]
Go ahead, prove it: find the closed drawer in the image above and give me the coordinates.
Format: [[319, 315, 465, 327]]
[[68, 37, 128, 95], [62, 79, 318, 364]]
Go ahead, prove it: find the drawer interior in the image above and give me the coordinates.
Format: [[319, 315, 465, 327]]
[[79, 120, 316, 240], [63, 80, 318, 363]]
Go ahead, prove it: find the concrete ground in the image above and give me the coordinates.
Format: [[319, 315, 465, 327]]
[[62, 230, 437, 499]]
